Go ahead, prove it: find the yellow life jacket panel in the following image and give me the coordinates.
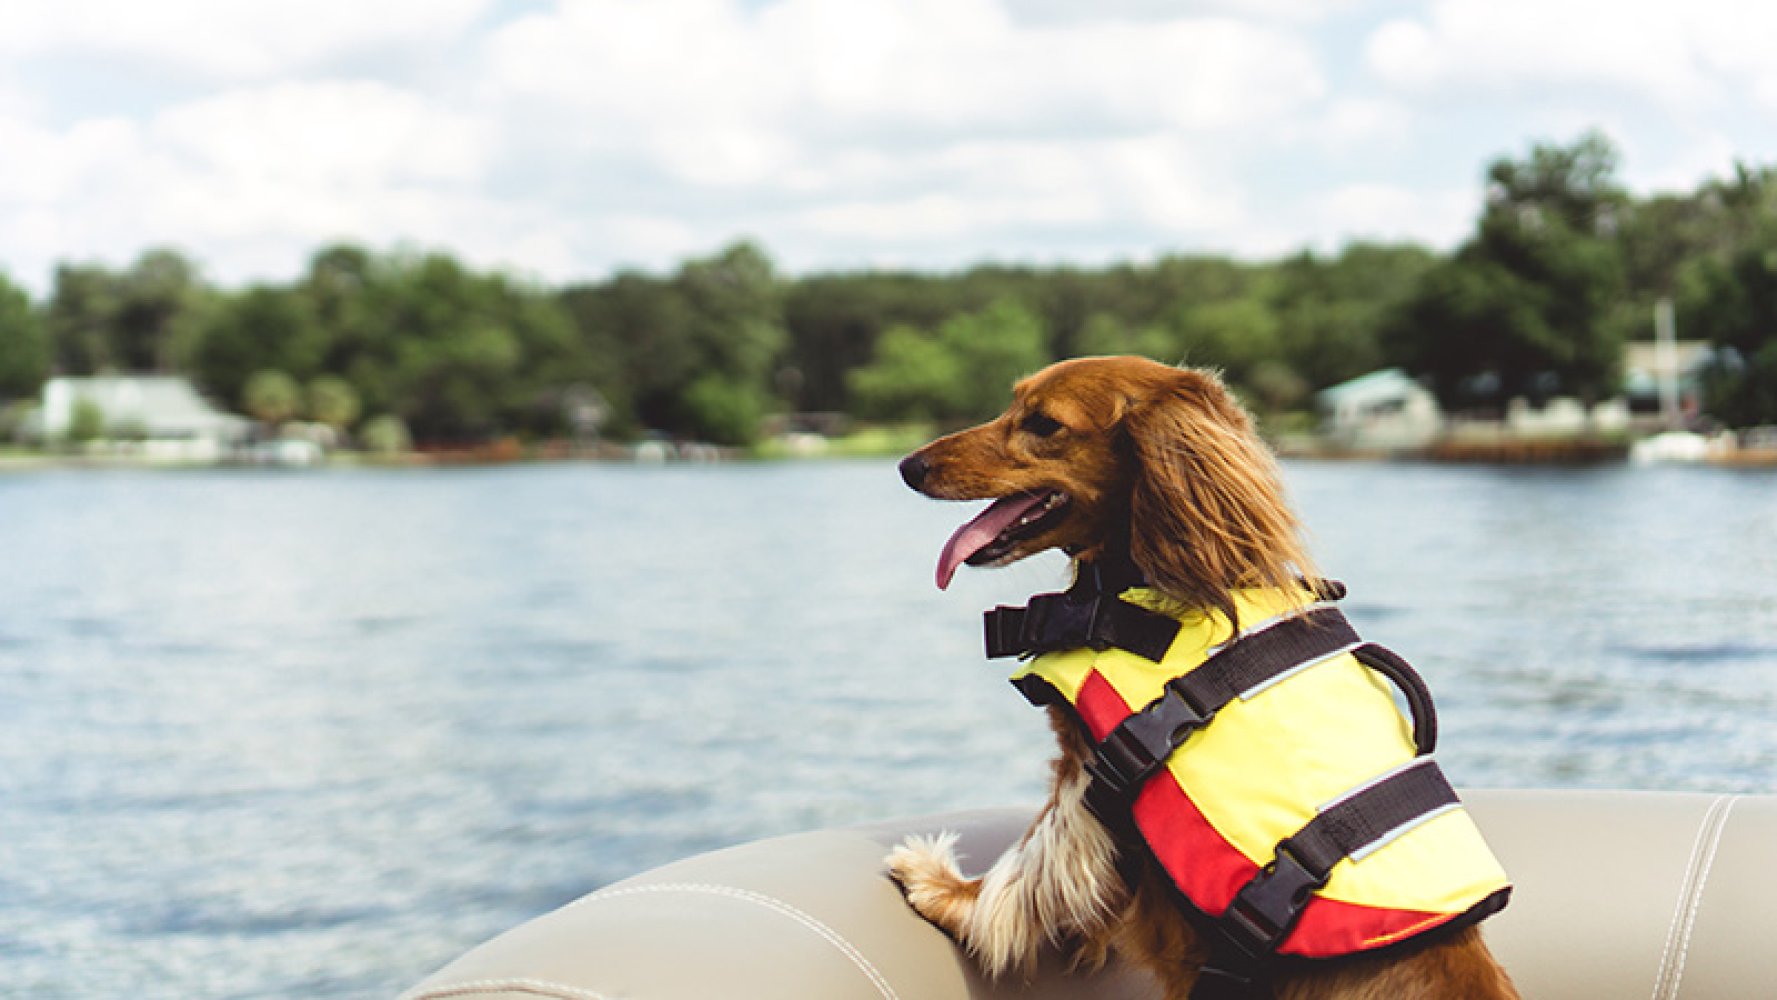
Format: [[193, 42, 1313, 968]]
[[1005, 583, 1511, 962]]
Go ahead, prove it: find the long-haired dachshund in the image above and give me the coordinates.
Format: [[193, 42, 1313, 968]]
[[885, 356, 1518, 1000]]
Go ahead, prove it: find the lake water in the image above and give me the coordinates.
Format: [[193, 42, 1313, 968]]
[[4, 459, 1777, 998]]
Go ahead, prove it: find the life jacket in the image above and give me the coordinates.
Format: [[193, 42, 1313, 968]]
[[993, 578, 1511, 971]]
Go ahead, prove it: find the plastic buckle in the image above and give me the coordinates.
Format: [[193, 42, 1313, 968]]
[[1083, 733, 1151, 815], [1220, 845, 1327, 960], [1083, 682, 1213, 823]]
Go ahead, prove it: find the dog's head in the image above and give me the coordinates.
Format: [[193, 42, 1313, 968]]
[[900, 355, 1311, 616]]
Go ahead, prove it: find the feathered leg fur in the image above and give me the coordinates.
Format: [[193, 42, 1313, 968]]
[[885, 708, 1128, 979]]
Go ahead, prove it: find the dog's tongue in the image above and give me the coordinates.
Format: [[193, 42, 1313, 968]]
[[935, 493, 1047, 590]]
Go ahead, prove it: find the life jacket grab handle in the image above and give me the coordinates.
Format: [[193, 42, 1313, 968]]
[[1350, 642, 1438, 754]]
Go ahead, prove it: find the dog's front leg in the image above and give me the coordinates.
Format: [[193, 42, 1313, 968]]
[[886, 710, 1126, 978]]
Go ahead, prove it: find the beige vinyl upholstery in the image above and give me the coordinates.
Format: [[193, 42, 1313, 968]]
[[401, 789, 1775, 999]]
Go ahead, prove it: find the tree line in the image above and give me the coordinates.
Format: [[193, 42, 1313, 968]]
[[4, 131, 1777, 447]]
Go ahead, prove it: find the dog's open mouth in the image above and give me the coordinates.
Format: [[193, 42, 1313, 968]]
[[935, 490, 1071, 589]]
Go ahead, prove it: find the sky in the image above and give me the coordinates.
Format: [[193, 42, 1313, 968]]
[[3, 0, 1777, 295]]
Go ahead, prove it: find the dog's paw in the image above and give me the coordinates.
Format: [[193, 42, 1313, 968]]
[[885, 830, 962, 893], [884, 831, 970, 924]]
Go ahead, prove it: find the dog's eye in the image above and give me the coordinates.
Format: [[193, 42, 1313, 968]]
[[1020, 412, 1064, 438]]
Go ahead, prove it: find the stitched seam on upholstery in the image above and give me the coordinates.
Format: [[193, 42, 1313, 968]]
[[580, 881, 900, 1000], [1649, 795, 1736, 1000], [1667, 796, 1739, 1000], [398, 976, 615, 1000]]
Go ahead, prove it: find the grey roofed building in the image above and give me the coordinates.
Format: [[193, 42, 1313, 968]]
[[1315, 368, 1444, 452], [40, 375, 251, 443]]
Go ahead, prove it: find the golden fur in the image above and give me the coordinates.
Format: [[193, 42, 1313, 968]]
[[885, 357, 1519, 999]]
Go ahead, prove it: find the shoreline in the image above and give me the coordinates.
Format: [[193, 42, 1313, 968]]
[[8, 430, 1776, 472]]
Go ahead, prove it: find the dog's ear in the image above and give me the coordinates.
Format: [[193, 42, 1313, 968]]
[[1124, 369, 1312, 623]]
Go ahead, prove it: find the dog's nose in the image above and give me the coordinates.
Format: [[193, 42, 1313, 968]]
[[899, 453, 930, 491]]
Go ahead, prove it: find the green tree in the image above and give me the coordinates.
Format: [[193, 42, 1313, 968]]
[[45, 263, 120, 375], [192, 286, 328, 408], [68, 398, 105, 443], [1074, 312, 1178, 362], [682, 374, 767, 446], [45, 251, 212, 377], [1269, 245, 1434, 391], [0, 274, 48, 400], [390, 315, 521, 441], [1484, 131, 1624, 232], [1681, 219, 1777, 425], [849, 323, 966, 422], [1386, 133, 1629, 407], [359, 414, 413, 454], [560, 270, 688, 437], [561, 242, 786, 444], [670, 241, 788, 443], [115, 249, 208, 371], [780, 272, 961, 413], [243, 369, 302, 427], [1173, 297, 1281, 383], [308, 249, 581, 442], [850, 298, 1048, 423], [307, 375, 362, 432], [1247, 359, 1310, 414]]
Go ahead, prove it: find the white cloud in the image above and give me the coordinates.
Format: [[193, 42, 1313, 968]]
[[1363, 0, 1777, 112], [1309, 183, 1476, 250], [751, 130, 1252, 258], [153, 81, 487, 189], [1690, 11, 1777, 114], [1355, 0, 1777, 242], [0, 0, 497, 80], [6, 0, 1777, 296], [1005, 0, 1366, 25], [0, 80, 494, 289], [1324, 97, 1413, 147], [1619, 131, 1744, 197], [483, 0, 1325, 191], [458, 0, 1334, 276], [0, 76, 35, 120]]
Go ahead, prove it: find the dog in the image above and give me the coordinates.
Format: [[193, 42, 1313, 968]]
[[885, 356, 1519, 1000]]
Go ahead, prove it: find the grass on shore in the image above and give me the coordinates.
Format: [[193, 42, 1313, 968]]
[[750, 423, 936, 460]]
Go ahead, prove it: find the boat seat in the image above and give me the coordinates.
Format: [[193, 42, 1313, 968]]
[[402, 789, 1776, 999]]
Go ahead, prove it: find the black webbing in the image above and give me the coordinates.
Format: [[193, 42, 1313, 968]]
[[984, 593, 1182, 661], [1174, 607, 1359, 708], [1208, 758, 1460, 970], [1191, 759, 1461, 999], [1276, 757, 1458, 879], [984, 556, 1181, 662], [1082, 608, 1360, 822]]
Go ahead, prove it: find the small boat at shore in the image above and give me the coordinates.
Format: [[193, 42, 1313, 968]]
[[402, 788, 1772, 999], [1629, 431, 1736, 465]]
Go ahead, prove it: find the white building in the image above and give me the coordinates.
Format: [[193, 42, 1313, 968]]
[[1623, 339, 1714, 423], [1316, 369, 1444, 452], [38, 375, 250, 460]]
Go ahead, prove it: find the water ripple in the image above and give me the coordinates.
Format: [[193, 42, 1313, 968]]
[[3, 461, 1776, 998]]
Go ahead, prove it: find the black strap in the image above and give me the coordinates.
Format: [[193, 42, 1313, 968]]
[[1194, 759, 1460, 997], [1083, 608, 1360, 823], [984, 558, 1179, 662], [985, 593, 1180, 661], [1280, 758, 1459, 879]]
